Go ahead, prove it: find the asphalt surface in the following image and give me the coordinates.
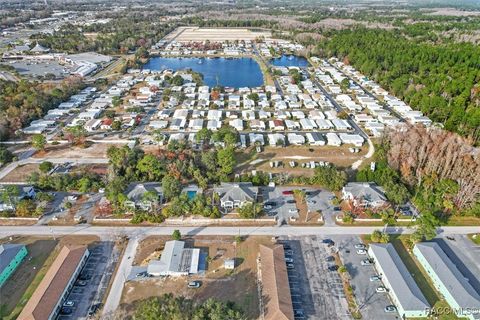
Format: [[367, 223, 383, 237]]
[[336, 236, 399, 320], [58, 241, 115, 320], [280, 235, 351, 319], [0, 225, 478, 239]]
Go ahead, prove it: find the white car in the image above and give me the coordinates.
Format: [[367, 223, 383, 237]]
[[288, 208, 298, 214], [376, 286, 387, 293], [370, 275, 381, 281], [356, 249, 367, 255], [354, 243, 366, 249], [63, 301, 75, 307]]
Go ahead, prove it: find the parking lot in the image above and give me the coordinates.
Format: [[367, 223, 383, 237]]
[[304, 189, 336, 225], [335, 236, 398, 320], [263, 186, 300, 224], [57, 241, 117, 320], [279, 235, 350, 320]]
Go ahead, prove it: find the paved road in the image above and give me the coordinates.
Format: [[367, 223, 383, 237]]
[[0, 225, 478, 238], [102, 235, 141, 316]]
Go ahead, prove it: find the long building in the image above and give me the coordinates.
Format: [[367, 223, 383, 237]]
[[147, 240, 199, 277], [368, 243, 430, 318], [0, 244, 28, 287], [259, 244, 294, 320], [413, 242, 480, 320], [18, 245, 89, 320]]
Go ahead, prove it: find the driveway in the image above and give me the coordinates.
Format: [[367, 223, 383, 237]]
[[304, 189, 336, 226], [280, 235, 351, 319], [335, 236, 398, 320], [75, 193, 103, 223], [57, 241, 116, 320], [263, 186, 299, 225]]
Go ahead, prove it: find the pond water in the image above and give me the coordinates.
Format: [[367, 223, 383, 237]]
[[143, 57, 264, 88], [270, 55, 309, 68]]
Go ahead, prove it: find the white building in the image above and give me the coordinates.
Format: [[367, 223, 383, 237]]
[[147, 241, 200, 277]]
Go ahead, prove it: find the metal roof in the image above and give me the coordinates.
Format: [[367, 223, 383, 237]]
[[369, 243, 430, 311], [0, 244, 26, 274], [414, 242, 480, 310]]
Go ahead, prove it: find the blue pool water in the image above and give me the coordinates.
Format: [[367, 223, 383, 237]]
[[187, 190, 197, 200], [143, 57, 264, 88], [270, 55, 309, 68]]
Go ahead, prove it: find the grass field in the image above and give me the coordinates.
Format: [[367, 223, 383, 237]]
[[468, 233, 480, 245]]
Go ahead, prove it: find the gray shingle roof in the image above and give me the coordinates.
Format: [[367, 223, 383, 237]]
[[125, 182, 162, 202], [343, 182, 386, 203], [369, 243, 430, 311], [414, 242, 480, 310], [215, 182, 258, 203]]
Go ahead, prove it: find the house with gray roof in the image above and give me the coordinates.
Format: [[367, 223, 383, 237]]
[[214, 182, 258, 210], [413, 242, 480, 320], [368, 243, 430, 318], [342, 182, 387, 208], [147, 240, 200, 277], [124, 182, 163, 211]]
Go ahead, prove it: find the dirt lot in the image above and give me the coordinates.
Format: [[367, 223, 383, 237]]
[[33, 142, 122, 159], [236, 145, 367, 175], [0, 163, 39, 183], [122, 235, 273, 319], [0, 235, 100, 319], [167, 27, 272, 42]]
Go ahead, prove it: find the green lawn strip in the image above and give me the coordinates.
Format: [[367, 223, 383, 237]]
[[467, 233, 480, 245], [390, 237, 460, 320], [4, 248, 59, 320]]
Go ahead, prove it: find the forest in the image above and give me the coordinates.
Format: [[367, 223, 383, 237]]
[[317, 28, 480, 145], [386, 125, 479, 216], [30, 12, 177, 55], [0, 77, 84, 141]]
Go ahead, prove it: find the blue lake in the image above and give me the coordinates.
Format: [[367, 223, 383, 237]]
[[270, 55, 309, 68], [143, 57, 264, 88]]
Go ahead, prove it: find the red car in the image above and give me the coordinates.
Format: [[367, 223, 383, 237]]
[[282, 190, 293, 195]]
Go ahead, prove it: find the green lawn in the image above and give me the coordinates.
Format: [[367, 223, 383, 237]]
[[390, 237, 461, 320], [468, 233, 480, 245], [444, 216, 480, 226]]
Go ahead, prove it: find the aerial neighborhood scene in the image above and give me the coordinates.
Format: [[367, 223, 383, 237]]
[[1, 0, 480, 319]]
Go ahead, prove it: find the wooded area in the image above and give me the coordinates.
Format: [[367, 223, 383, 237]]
[[0, 78, 84, 140], [318, 28, 480, 145]]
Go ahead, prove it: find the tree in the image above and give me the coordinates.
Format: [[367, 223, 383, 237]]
[[137, 154, 164, 181], [0, 185, 20, 210], [112, 120, 122, 131], [32, 134, 46, 150], [217, 147, 236, 177], [196, 128, 212, 143], [311, 165, 347, 191], [172, 229, 181, 241], [371, 230, 389, 243], [238, 203, 261, 219], [39, 161, 53, 173], [162, 174, 181, 201], [411, 211, 439, 243], [15, 199, 37, 217], [0, 146, 13, 164]]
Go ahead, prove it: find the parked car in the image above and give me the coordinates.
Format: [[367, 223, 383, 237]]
[[60, 307, 73, 315], [287, 199, 296, 204], [282, 190, 293, 195], [75, 280, 88, 286], [282, 243, 292, 250], [63, 301, 75, 307], [88, 303, 102, 317], [188, 281, 201, 288], [356, 249, 367, 255], [284, 249, 294, 256], [354, 243, 366, 249], [79, 272, 92, 280], [326, 256, 334, 262], [328, 265, 339, 271], [384, 305, 397, 313], [285, 257, 294, 263], [288, 208, 299, 214], [369, 275, 381, 281], [361, 259, 373, 266], [322, 239, 334, 245], [376, 286, 387, 293], [294, 310, 305, 317], [286, 263, 294, 269]]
